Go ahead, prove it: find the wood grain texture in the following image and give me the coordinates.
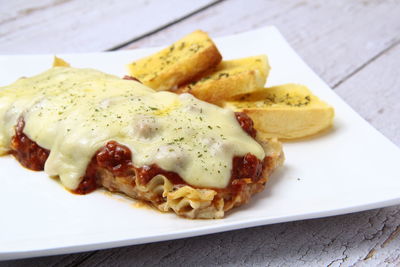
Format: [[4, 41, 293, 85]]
[[1, 0, 400, 266], [0, 252, 93, 267], [3, 207, 400, 266], [69, 207, 400, 266], [0, 0, 218, 54], [125, 0, 400, 89], [335, 41, 400, 146]]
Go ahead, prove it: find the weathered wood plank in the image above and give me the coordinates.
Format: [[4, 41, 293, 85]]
[[24, 207, 395, 266], [0, 0, 218, 54], [3, 207, 400, 266], [0, 251, 93, 267], [125, 0, 400, 89], [1, 0, 400, 266], [335, 41, 400, 146]]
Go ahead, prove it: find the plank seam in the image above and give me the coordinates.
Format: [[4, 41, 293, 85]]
[[0, 0, 71, 25], [106, 0, 225, 51], [69, 251, 97, 267], [333, 38, 400, 89]]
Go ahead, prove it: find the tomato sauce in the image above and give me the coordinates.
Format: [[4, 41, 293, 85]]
[[123, 75, 141, 83], [10, 118, 49, 171], [11, 112, 266, 195], [74, 141, 134, 194], [234, 112, 257, 138]]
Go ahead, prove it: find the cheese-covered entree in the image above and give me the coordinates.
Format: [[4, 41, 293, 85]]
[[0, 67, 283, 218]]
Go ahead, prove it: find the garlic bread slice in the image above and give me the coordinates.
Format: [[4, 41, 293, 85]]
[[178, 55, 270, 105], [224, 84, 334, 140], [127, 30, 222, 91]]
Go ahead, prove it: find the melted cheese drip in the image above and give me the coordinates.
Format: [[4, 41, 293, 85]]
[[0, 67, 265, 189]]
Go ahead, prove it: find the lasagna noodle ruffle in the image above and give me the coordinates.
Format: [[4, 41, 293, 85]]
[[5, 114, 283, 218], [96, 138, 283, 219]]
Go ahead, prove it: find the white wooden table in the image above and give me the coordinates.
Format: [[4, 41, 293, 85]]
[[1, 0, 400, 265]]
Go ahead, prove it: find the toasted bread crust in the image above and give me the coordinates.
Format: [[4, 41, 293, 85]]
[[52, 56, 70, 67], [177, 55, 270, 105], [128, 30, 222, 91], [241, 107, 334, 139], [224, 84, 335, 139]]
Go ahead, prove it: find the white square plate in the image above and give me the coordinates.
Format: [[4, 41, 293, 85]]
[[1, 26, 400, 260]]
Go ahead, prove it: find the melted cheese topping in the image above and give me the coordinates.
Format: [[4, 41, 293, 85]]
[[0, 67, 265, 189]]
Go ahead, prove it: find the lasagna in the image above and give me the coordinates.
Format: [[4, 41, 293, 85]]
[[0, 67, 283, 219]]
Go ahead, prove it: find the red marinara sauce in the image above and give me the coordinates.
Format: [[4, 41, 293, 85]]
[[10, 118, 49, 171], [122, 75, 141, 83], [74, 112, 264, 194], [11, 110, 265, 195], [234, 112, 257, 138], [136, 164, 186, 185], [73, 141, 135, 194]]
